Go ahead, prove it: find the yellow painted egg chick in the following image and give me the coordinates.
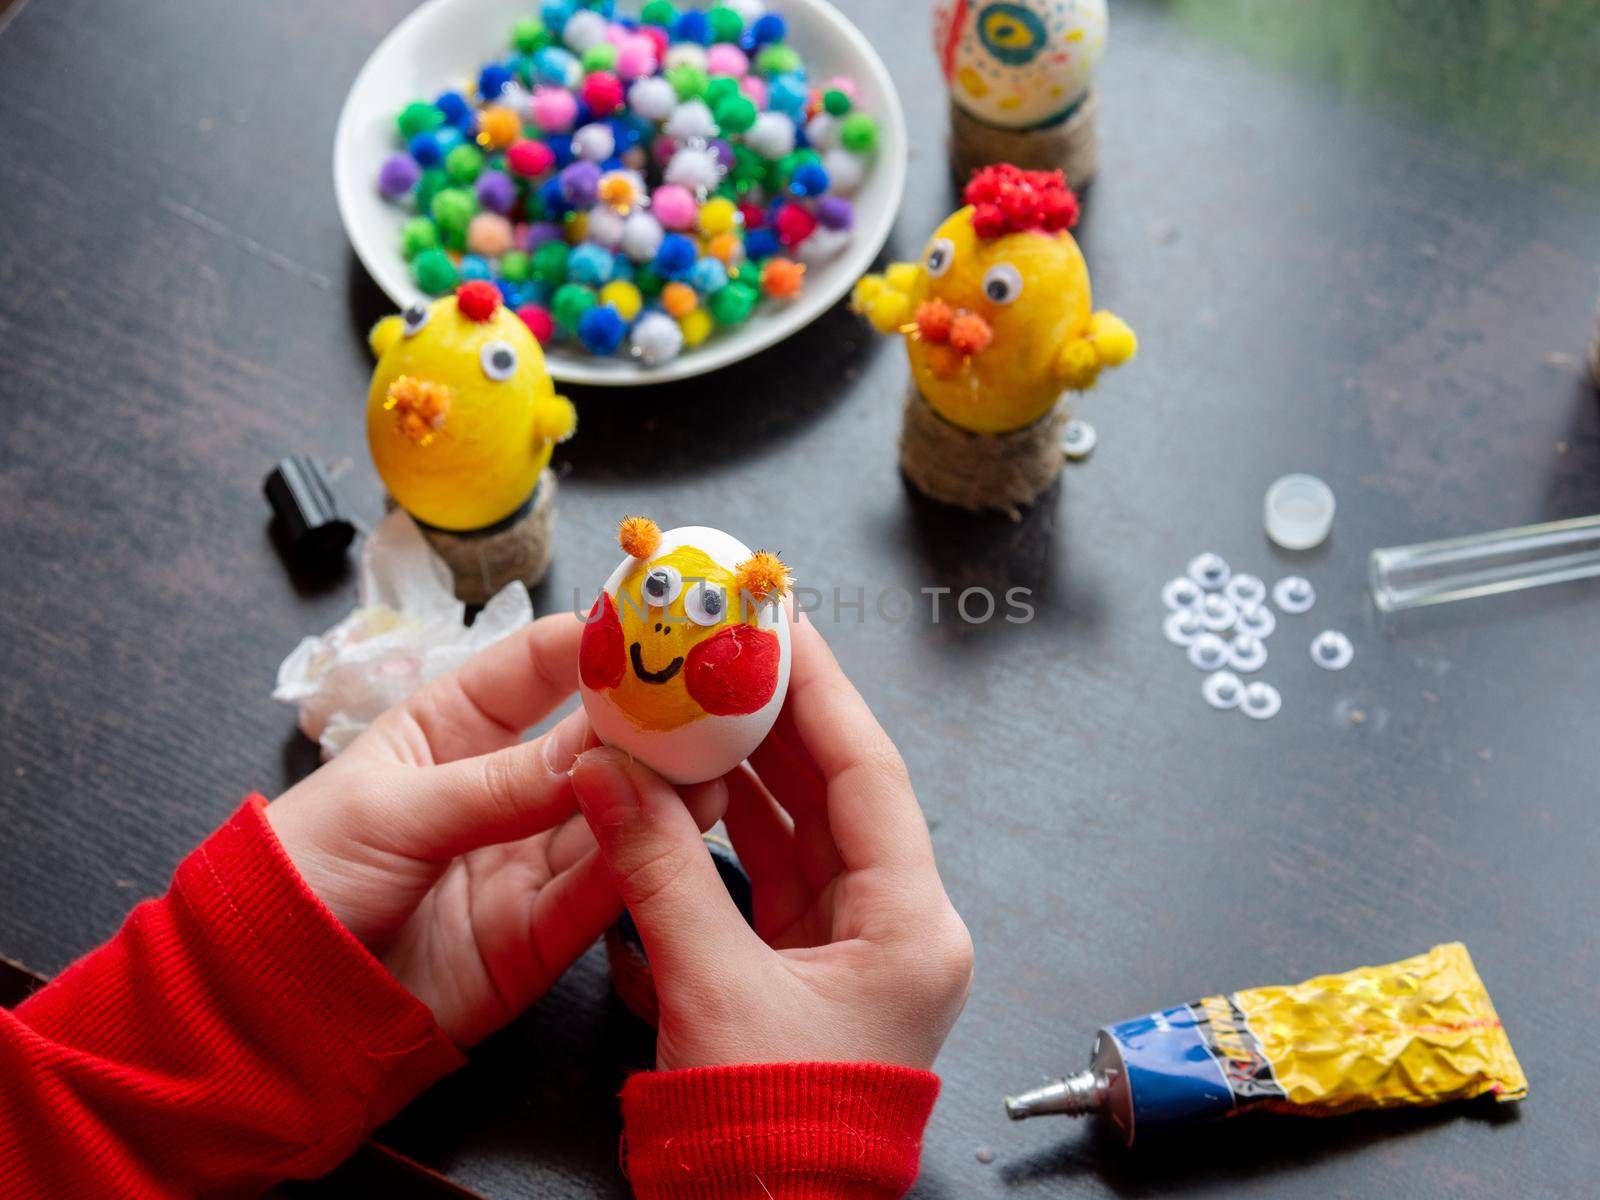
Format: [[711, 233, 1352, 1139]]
[[366, 281, 576, 531], [852, 163, 1135, 435]]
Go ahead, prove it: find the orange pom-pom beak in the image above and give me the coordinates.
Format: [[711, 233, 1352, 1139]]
[[948, 312, 993, 357], [618, 515, 662, 559]]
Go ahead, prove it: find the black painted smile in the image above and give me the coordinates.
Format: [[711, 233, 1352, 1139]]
[[630, 642, 683, 685]]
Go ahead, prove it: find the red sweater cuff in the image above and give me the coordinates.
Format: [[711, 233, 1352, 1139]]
[[621, 1062, 940, 1199], [183, 796, 467, 1121]]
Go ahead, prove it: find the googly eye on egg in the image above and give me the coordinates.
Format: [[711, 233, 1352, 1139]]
[[579, 521, 793, 785], [402, 302, 431, 336], [925, 237, 954, 277], [480, 339, 518, 381], [982, 263, 1022, 305]]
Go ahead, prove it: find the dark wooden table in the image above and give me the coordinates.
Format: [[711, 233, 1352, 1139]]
[[3, 0, 1598, 1195]]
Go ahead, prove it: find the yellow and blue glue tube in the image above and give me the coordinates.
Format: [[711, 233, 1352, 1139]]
[[1005, 943, 1527, 1145]]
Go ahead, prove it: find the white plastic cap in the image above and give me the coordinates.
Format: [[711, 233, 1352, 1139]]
[[1264, 474, 1335, 550]]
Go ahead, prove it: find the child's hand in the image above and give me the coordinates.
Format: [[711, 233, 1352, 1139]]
[[265, 614, 726, 1048], [571, 615, 973, 1071]]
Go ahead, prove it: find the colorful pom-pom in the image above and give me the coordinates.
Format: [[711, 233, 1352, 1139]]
[[621, 211, 665, 261], [617, 35, 658, 80], [714, 93, 757, 134], [506, 138, 556, 178], [512, 17, 548, 54], [760, 257, 804, 298], [678, 306, 714, 347], [412, 248, 459, 294], [398, 101, 444, 139], [531, 85, 579, 131], [499, 249, 532, 282], [460, 254, 492, 282], [445, 143, 485, 184], [751, 13, 787, 45], [706, 43, 748, 78], [581, 71, 626, 117], [755, 44, 801, 77], [408, 131, 445, 166], [431, 186, 477, 231], [708, 279, 759, 324], [772, 203, 816, 248], [567, 241, 615, 285], [661, 280, 698, 317], [401, 216, 438, 257], [600, 280, 643, 322], [689, 256, 730, 294], [457, 279, 501, 321], [838, 111, 878, 154], [572, 121, 616, 161], [745, 111, 794, 159], [789, 161, 829, 197], [467, 211, 515, 256], [469, 170, 511, 215], [533, 47, 580, 87], [631, 310, 683, 366], [651, 184, 698, 230], [670, 10, 711, 44], [517, 303, 556, 343], [479, 64, 512, 99], [559, 159, 602, 206], [378, 154, 421, 198], [653, 232, 698, 278], [478, 106, 522, 150], [734, 550, 792, 601], [552, 282, 599, 333], [532, 239, 571, 284], [577, 303, 627, 353], [562, 9, 609, 52], [949, 311, 993, 356], [627, 75, 678, 121]]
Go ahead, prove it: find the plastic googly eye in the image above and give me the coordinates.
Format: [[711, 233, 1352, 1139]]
[[1197, 593, 1237, 633], [1224, 574, 1266, 608], [1272, 575, 1315, 614], [1240, 681, 1282, 720], [1162, 576, 1203, 612], [1228, 634, 1268, 673], [1202, 670, 1244, 710], [1187, 553, 1231, 590], [1310, 629, 1354, 670], [1235, 602, 1276, 639], [1163, 609, 1203, 646], [1061, 419, 1097, 461], [1187, 632, 1229, 671]]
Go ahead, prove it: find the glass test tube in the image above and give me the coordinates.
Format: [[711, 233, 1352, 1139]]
[[1370, 514, 1600, 612]]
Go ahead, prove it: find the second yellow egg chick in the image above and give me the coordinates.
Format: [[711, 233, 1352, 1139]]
[[853, 164, 1135, 436]]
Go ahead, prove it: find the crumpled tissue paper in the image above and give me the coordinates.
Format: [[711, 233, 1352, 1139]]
[[274, 509, 532, 757]]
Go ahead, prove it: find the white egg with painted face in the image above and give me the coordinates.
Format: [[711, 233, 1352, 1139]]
[[933, 0, 1107, 130], [578, 522, 792, 785]]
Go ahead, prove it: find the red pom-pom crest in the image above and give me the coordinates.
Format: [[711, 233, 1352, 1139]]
[[963, 163, 1079, 239], [456, 280, 501, 322]]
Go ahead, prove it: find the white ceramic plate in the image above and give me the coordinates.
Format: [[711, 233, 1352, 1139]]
[[333, 0, 907, 387]]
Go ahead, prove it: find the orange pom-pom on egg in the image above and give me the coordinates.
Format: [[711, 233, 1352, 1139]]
[[618, 515, 661, 559], [948, 312, 994, 356], [914, 298, 953, 343], [734, 551, 792, 603]]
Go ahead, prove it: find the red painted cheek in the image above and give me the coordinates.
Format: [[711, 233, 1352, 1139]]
[[684, 625, 781, 716], [579, 592, 626, 690]]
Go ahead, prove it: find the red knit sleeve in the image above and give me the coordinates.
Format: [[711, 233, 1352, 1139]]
[[0, 795, 464, 1198], [621, 1063, 940, 1199]]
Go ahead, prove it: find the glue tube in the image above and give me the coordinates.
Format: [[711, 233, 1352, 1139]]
[[1005, 943, 1526, 1145]]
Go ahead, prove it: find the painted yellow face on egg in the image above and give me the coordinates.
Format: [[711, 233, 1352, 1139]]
[[610, 546, 743, 732], [907, 208, 1092, 433], [366, 289, 576, 532]]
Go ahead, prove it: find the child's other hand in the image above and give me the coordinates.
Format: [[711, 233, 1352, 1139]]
[[265, 613, 726, 1048], [571, 615, 973, 1071]]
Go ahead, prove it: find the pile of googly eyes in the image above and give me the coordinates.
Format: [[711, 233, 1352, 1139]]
[[1162, 552, 1353, 721]]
